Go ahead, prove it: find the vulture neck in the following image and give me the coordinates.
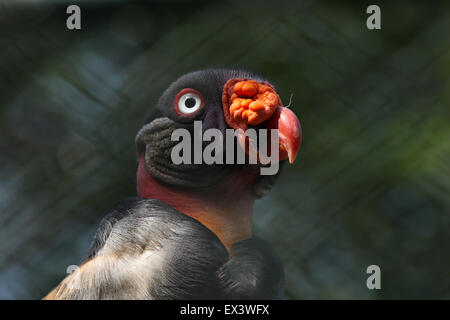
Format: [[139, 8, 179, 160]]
[[136, 157, 255, 251]]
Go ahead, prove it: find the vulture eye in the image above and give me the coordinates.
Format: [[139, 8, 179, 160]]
[[175, 89, 204, 115]]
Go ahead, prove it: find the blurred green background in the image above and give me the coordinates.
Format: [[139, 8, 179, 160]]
[[0, 0, 449, 299]]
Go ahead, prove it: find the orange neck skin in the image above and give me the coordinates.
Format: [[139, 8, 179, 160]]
[[136, 156, 256, 251]]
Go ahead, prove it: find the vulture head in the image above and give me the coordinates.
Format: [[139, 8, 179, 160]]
[[135, 69, 301, 249]]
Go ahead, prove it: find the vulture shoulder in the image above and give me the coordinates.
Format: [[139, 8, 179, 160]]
[[44, 198, 283, 299]]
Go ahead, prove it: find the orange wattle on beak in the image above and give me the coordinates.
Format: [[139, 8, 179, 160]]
[[222, 78, 302, 164]]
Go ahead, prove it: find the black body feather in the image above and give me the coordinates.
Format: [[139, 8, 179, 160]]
[[46, 198, 283, 299]]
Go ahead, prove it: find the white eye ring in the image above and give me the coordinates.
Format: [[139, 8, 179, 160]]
[[177, 92, 202, 114]]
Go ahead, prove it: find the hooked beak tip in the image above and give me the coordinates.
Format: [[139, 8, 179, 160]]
[[269, 106, 302, 164], [288, 151, 297, 164]]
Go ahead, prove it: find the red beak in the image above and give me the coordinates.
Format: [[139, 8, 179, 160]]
[[222, 79, 302, 163], [265, 106, 302, 163]]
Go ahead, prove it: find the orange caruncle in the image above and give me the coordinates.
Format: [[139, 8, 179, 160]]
[[222, 79, 283, 130], [228, 80, 281, 126]]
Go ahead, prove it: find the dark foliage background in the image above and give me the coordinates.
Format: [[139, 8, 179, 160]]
[[0, 0, 449, 299]]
